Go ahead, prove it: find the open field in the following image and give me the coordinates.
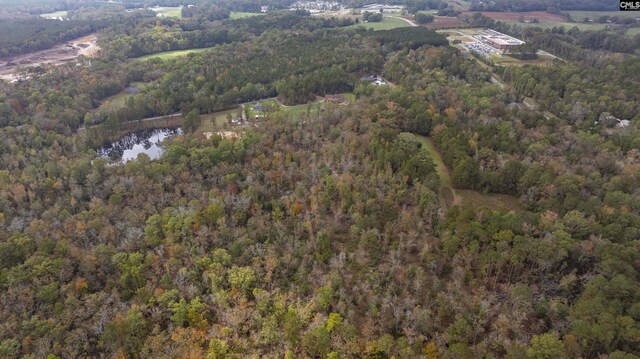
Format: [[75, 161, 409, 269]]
[[230, 12, 265, 19], [499, 19, 612, 31], [627, 27, 640, 36], [136, 47, 215, 61], [490, 53, 556, 66], [152, 6, 182, 18], [40, 10, 68, 19], [0, 34, 99, 82], [348, 16, 411, 30], [465, 11, 566, 22], [422, 16, 465, 29]]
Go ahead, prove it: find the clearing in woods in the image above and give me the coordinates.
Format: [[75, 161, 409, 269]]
[[136, 47, 215, 61], [0, 33, 99, 82], [152, 6, 182, 18], [40, 10, 68, 19], [348, 16, 411, 30], [401, 132, 520, 211], [230, 12, 265, 19]]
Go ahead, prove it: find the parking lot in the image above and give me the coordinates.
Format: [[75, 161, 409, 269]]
[[462, 41, 500, 56]]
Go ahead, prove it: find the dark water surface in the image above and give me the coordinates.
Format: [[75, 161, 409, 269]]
[[97, 128, 182, 163]]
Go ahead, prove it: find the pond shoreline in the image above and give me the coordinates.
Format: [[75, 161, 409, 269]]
[[80, 114, 183, 148]]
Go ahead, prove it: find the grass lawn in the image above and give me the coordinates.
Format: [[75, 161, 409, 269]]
[[490, 53, 519, 62], [136, 47, 214, 61], [230, 12, 265, 19], [348, 16, 410, 31], [283, 102, 323, 121], [626, 27, 640, 36], [199, 108, 241, 132], [40, 10, 68, 19], [154, 7, 182, 18]]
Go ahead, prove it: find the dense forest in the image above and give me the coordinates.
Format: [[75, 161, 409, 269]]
[[1, 2, 640, 359]]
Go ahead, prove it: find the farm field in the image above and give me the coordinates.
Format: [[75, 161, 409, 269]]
[[152, 6, 182, 18], [348, 16, 410, 30], [466, 11, 566, 22], [136, 47, 214, 61], [40, 10, 67, 19], [230, 12, 265, 19], [465, 11, 640, 34]]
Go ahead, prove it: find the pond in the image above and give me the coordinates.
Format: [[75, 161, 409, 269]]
[[97, 128, 182, 163]]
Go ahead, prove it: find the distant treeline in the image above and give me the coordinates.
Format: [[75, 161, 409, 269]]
[[100, 11, 356, 59], [0, 19, 107, 59]]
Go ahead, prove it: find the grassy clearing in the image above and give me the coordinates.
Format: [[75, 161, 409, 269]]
[[40, 10, 68, 19], [199, 109, 241, 132], [154, 7, 182, 18], [401, 133, 521, 211], [457, 190, 521, 212], [230, 12, 265, 19], [98, 82, 148, 111], [626, 27, 640, 36], [99, 92, 129, 110], [283, 101, 323, 121], [136, 47, 214, 61], [402, 133, 452, 188], [348, 16, 410, 31]]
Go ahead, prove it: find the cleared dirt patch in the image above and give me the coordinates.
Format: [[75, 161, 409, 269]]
[[463, 11, 567, 22], [0, 34, 99, 81]]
